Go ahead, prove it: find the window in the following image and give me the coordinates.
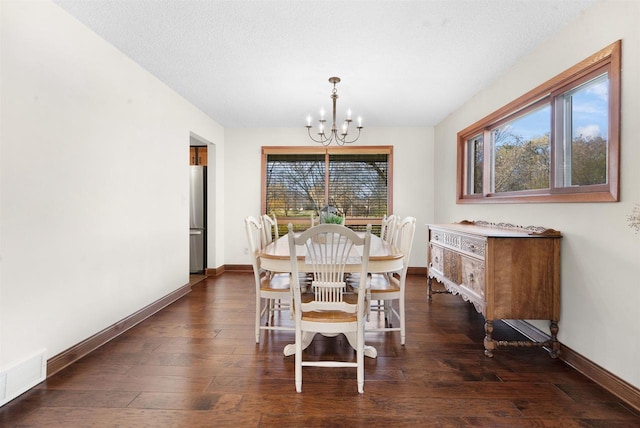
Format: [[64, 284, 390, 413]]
[[457, 40, 620, 203], [262, 146, 393, 232], [491, 101, 551, 193], [554, 73, 609, 188], [466, 134, 484, 195]]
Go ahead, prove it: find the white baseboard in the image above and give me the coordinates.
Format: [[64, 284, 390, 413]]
[[0, 349, 47, 407]]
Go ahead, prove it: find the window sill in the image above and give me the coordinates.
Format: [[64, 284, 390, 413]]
[[457, 190, 618, 204]]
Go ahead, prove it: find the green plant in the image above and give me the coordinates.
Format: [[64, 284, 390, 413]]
[[628, 203, 640, 234], [321, 213, 344, 224]]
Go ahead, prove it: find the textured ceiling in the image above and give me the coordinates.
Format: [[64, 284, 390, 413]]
[[53, 0, 597, 128]]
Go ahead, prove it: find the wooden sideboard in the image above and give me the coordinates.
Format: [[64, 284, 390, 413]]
[[427, 220, 562, 357]]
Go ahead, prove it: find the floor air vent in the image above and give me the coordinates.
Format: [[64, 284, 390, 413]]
[[0, 349, 46, 407]]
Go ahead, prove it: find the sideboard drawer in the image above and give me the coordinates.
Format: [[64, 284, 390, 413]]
[[461, 255, 485, 299], [431, 228, 486, 260], [429, 243, 443, 273], [443, 248, 462, 285]]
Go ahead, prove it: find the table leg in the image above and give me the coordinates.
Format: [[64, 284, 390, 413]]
[[343, 331, 377, 358], [283, 331, 316, 356], [283, 331, 377, 358]]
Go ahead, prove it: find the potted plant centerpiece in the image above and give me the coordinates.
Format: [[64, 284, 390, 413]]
[[319, 205, 344, 225], [321, 213, 344, 225], [313, 206, 344, 243]]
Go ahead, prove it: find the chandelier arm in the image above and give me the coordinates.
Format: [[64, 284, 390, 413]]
[[336, 127, 362, 144], [306, 127, 331, 145]]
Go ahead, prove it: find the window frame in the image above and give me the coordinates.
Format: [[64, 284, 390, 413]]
[[261, 146, 394, 227], [457, 40, 621, 203]]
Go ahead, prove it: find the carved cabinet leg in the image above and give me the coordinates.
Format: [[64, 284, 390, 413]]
[[549, 321, 560, 358], [484, 320, 495, 357], [427, 277, 433, 301]]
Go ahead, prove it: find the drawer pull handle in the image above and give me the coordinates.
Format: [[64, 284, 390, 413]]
[[469, 244, 476, 252], [434, 256, 439, 263], [468, 273, 474, 282]]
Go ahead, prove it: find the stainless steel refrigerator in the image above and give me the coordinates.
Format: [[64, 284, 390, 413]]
[[189, 166, 206, 273]]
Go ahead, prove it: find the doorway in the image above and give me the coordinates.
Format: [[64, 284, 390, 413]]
[[189, 133, 213, 276]]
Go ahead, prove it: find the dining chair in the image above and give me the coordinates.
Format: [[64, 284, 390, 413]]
[[380, 214, 399, 244], [287, 222, 372, 393], [364, 216, 416, 345], [345, 214, 398, 309], [245, 216, 293, 343], [261, 213, 279, 246]]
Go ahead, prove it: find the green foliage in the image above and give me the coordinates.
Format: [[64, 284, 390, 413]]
[[493, 132, 550, 192], [628, 203, 640, 234], [321, 213, 344, 224], [491, 130, 607, 193], [570, 136, 607, 185]]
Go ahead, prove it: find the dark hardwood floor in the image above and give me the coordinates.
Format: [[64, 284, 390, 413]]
[[2, 273, 639, 427]]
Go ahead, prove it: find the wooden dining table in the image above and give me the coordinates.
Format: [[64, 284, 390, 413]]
[[260, 232, 404, 358], [260, 232, 404, 274]]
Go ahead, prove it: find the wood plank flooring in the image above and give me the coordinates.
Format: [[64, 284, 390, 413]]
[[2, 272, 639, 427]]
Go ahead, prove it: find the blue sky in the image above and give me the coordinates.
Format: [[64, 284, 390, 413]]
[[571, 76, 608, 140], [496, 74, 608, 143]]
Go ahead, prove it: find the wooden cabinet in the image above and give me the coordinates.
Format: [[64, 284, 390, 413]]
[[190, 146, 207, 166], [427, 220, 562, 357]]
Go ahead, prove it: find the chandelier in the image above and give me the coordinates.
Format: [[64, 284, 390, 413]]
[[306, 77, 363, 146]]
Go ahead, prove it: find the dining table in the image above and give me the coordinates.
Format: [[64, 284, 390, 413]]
[[260, 231, 404, 359]]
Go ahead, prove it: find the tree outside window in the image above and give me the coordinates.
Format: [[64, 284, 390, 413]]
[[262, 147, 393, 233]]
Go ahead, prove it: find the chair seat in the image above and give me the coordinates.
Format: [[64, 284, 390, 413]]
[[302, 310, 357, 323], [369, 274, 400, 294], [259, 273, 290, 291], [348, 273, 400, 293], [301, 292, 358, 322]]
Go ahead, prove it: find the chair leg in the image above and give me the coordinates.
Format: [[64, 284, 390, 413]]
[[400, 294, 406, 345], [357, 324, 364, 394], [255, 295, 261, 343], [295, 329, 303, 393], [270, 298, 277, 323], [271, 298, 277, 324], [384, 300, 393, 325]]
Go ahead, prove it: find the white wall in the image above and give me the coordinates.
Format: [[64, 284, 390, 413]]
[[4, 0, 637, 401], [224, 127, 435, 269], [434, 0, 640, 388], [0, 0, 224, 369]]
